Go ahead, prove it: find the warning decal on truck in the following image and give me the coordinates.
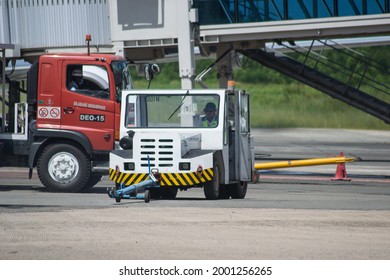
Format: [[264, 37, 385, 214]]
[[38, 106, 61, 119]]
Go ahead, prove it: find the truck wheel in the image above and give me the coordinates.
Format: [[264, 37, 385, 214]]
[[229, 181, 248, 199], [203, 164, 220, 200], [82, 175, 103, 191], [37, 142, 90, 192]]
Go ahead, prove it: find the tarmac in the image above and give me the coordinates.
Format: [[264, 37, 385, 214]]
[[1, 128, 389, 181], [1, 128, 389, 260], [251, 128, 390, 181]]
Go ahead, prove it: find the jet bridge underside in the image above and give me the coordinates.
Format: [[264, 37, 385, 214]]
[[239, 48, 390, 124]]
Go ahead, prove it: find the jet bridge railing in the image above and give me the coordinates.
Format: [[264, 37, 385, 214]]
[[269, 38, 390, 100], [239, 41, 390, 123]]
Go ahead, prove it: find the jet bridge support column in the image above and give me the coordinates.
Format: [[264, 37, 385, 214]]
[[177, 0, 197, 90], [1, 48, 5, 132], [1, 44, 14, 131]]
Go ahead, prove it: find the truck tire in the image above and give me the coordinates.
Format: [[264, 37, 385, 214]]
[[82, 175, 103, 191], [229, 181, 248, 199], [37, 142, 90, 192], [203, 163, 220, 200]]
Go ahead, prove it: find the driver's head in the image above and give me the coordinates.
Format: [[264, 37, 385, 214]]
[[204, 102, 216, 112], [204, 102, 216, 119]]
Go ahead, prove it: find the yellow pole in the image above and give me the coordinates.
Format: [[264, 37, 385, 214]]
[[254, 156, 358, 170]]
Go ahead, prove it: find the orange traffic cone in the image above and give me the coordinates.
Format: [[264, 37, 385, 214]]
[[332, 152, 351, 181]]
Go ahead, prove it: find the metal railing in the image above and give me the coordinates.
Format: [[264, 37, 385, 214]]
[[268, 39, 390, 100]]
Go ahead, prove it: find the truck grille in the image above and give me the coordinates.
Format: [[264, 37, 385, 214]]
[[139, 138, 173, 167]]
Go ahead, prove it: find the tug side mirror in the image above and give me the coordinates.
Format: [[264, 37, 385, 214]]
[[119, 130, 135, 150]]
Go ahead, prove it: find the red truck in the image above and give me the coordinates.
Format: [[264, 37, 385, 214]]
[[0, 51, 142, 192]]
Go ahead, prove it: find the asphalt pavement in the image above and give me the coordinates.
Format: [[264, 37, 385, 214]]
[[252, 128, 390, 179], [0, 128, 389, 260], [1, 128, 389, 180]]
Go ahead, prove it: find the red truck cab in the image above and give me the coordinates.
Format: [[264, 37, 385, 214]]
[[27, 53, 132, 192]]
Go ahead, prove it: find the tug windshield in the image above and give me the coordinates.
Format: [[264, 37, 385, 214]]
[[125, 94, 220, 128]]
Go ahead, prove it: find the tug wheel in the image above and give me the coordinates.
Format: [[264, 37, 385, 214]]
[[229, 181, 248, 199], [203, 162, 220, 200], [149, 188, 161, 199], [161, 187, 178, 199]]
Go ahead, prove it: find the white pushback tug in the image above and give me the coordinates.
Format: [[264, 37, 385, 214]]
[[107, 86, 254, 202]]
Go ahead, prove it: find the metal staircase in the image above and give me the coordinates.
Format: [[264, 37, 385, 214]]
[[239, 39, 390, 124]]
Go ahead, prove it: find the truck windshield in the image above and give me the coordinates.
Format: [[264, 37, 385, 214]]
[[125, 94, 220, 128], [111, 61, 133, 101]]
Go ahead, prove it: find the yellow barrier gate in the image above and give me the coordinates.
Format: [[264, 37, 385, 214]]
[[254, 153, 360, 181], [254, 155, 358, 170]]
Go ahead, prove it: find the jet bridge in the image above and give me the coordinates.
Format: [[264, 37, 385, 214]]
[[239, 39, 390, 124], [1, 0, 390, 122], [108, 0, 390, 89]]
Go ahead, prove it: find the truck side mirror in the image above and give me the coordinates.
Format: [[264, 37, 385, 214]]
[[144, 63, 160, 81]]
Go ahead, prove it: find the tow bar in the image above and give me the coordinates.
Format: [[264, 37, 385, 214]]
[[107, 168, 161, 203]]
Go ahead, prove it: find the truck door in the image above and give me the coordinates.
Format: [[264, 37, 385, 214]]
[[235, 91, 253, 181], [61, 63, 115, 151]]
